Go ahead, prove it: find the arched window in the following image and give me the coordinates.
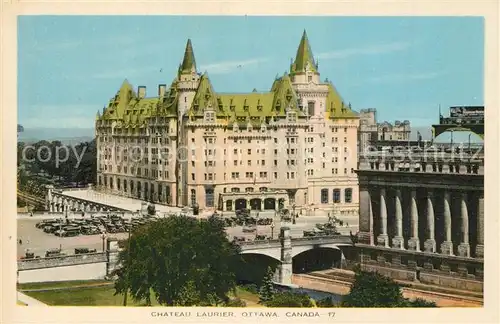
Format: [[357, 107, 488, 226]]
[[190, 189, 197, 206], [344, 188, 353, 203], [333, 189, 341, 203], [320, 189, 329, 204]]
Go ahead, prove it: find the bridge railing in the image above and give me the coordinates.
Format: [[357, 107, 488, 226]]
[[237, 235, 352, 248]]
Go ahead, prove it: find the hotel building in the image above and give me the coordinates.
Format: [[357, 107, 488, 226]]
[[95, 31, 360, 214]]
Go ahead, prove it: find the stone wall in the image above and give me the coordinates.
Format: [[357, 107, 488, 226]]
[[17, 253, 109, 283], [18, 263, 107, 283], [357, 244, 483, 292], [18, 253, 107, 271]]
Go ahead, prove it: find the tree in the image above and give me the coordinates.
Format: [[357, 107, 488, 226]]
[[316, 296, 336, 307], [113, 215, 242, 306], [266, 291, 314, 307], [342, 267, 408, 307], [259, 266, 275, 304], [147, 204, 156, 216], [407, 298, 437, 307]]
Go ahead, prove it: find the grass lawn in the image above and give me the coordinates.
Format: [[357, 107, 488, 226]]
[[25, 285, 159, 306], [23, 281, 261, 307], [233, 287, 262, 307], [19, 280, 110, 291]]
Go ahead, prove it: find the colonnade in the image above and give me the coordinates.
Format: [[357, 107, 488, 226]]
[[363, 187, 483, 258]]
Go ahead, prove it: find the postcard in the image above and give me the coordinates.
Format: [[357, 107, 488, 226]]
[[1, 1, 499, 324]]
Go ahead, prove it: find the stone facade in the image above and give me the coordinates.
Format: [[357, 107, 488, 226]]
[[356, 144, 484, 291], [358, 108, 411, 154], [95, 31, 360, 215]]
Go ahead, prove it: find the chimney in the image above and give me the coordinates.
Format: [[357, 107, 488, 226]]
[[158, 84, 166, 97], [138, 86, 146, 99]]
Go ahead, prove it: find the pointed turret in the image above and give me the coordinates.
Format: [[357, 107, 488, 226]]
[[179, 39, 197, 75], [96, 110, 101, 120], [291, 30, 318, 74]]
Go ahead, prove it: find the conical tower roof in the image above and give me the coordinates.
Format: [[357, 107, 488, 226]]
[[179, 39, 197, 74], [291, 30, 317, 74]]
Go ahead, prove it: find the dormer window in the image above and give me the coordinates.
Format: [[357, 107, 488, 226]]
[[275, 99, 281, 111], [287, 111, 297, 123], [286, 89, 292, 102], [204, 111, 215, 123]]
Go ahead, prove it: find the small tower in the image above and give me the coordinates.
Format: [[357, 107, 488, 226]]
[[177, 39, 201, 117], [289, 30, 320, 84]]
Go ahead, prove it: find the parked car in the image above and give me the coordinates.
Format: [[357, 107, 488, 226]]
[[45, 248, 65, 258], [74, 247, 97, 254]]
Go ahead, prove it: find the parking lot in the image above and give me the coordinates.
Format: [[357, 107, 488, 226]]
[[17, 212, 358, 259]]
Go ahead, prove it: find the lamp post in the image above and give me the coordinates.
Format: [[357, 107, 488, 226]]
[[292, 204, 296, 225], [123, 211, 134, 306], [101, 233, 107, 252], [271, 222, 275, 240]]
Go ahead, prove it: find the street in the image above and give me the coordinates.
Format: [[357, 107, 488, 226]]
[[17, 213, 359, 258]]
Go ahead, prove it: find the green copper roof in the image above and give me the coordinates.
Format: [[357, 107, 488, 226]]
[[179, 39, 197, 75], [325, 82, 358, 119], [98, 33, 359, 127], [291, 30, 318, 74], [186, 73, 306, 123]]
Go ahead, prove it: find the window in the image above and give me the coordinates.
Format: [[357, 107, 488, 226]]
[[231, 172, 239, 179], [333, 189, 341, 203], [274, 172, 278, 179], [247, 149, 252, 155], [259, 172, 267, 178], [231, 188, 240, 193], [247, 160, 251, 166], [246, 187, 254, 193], [308, 75, 312, 82], [308, 101, 315, 116], [234, 160, 238, 166], [321, 189, 329, 204], [345, 188, 353, 203], [233, 149, 238, 155]]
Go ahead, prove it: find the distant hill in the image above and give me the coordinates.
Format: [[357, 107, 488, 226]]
[[17, 128, 94, 145]]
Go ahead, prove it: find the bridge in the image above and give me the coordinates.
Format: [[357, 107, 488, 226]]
[[44, 185, 182, 215], [17, 190, 46, 209], [236, 228, 353, 285]]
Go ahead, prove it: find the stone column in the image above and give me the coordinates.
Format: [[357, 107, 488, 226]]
[[408, 189, 420, 251], [392, 188, 405, 249], [358, 189, 374, 245], [377, 188, 389, 247], [424, 190, 436, 252], [278, 226, 293, 285], [476, 193, 484, 258], [440, 191, 454, 255], [458, 193, 470, 257]]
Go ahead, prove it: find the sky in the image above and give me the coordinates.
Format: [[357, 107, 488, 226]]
[[18, 16, 484, 129]]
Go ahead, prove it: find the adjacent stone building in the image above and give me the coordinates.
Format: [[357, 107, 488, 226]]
[[95, 31, 360, 215], [355, 143, 484, 291], [358, 108, 411, 153]]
